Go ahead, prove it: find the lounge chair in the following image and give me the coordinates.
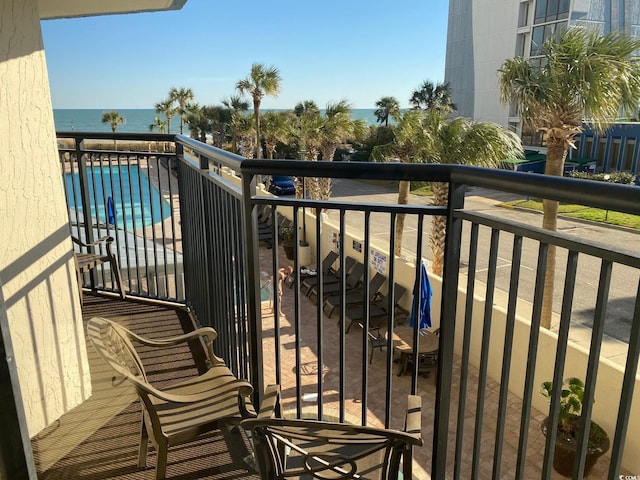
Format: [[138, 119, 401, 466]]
[[87, 317, 255, 480], [322, 272, 387, 318], [345, 284, 408, 333], [72, 235, 125, 302], [241, 384, 422, 480], [307, 260, 365, 304], [299, 253, 350, 296], [256, 206, 291, 247]]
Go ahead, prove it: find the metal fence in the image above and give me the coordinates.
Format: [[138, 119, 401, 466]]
[[59, 132, 640, 479]]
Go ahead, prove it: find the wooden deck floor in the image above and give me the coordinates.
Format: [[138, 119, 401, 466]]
[[32, 294, 259, 480]]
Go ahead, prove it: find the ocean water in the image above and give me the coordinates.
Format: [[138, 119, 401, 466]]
[[53, 108, 381, 134]]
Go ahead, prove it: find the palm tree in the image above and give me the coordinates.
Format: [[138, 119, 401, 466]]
[[101, 110, 125, 149], [374, 96, 400, 127], [222, 95, 250, 154], [498, 28, 640, 328], [236, 63, 282, 157], [317, 100, 367, 199], [261, 110, 294, 159], [372, 109, 522, 272], [292, 100, 323, 198], [410, 80, 456, 113], [155, 99, 176, 134], [101, 110, 126, 133], [148, 116, 165, 133], [184, 103, 211, 142], [204, 105, 232, 148], [169, 87, 195, 134]]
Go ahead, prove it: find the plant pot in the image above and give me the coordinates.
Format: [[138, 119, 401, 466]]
[[282, 243, 295, 260], [542, 416, 610, 477]]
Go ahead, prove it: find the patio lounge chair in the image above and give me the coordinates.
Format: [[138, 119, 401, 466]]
[[87, 317, 255, 480], [345, 284, 408, 333], [307, 260, 365, 304], [241, 384, 422, 480], [299, 252, 348, 296], [72, 235, 125, 302], [322, 272, 387, 318]]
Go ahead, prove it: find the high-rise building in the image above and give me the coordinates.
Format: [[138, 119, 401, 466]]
[[445, 0, 640, 135]]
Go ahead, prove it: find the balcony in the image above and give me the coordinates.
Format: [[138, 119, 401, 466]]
[[31, 131, 640, 478]]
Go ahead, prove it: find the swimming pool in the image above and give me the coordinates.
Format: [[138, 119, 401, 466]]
[[65, 165, 171, 230]]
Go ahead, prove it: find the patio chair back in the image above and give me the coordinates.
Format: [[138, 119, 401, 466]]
[[242, 385, 423, 480], [72, 235, 126, 302]]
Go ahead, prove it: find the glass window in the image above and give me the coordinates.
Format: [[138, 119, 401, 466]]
[[531, 26, 545, 56], [609, 138, 622, 170], [516, 33, 527, 57], [583, 137, 594, 158], [558, 0, 570, 19], [596, 138, 607, 170], [547, 0, 559, 21], [535, 0, 547, 23], [519, 2, 530, 27], [623, 141, 636, 171]]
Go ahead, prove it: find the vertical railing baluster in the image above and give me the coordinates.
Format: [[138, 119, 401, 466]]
[[454, 221, 479, 480], [574, 260, 612, 478], [541, 250, 579, 479], [471, 228, 500, 480], [515, 243, 548, 478], [434, 180, 465, 480], [609, 280, 640, 477], [493, 234, 523, 479]]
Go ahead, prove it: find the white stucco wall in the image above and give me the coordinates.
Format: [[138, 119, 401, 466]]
[[446, 0, 524, 126], [0, 0, 91, 436], [470, 0, 518, 125]]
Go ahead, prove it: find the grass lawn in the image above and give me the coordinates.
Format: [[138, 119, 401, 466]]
[[501, 199, 640, 230]]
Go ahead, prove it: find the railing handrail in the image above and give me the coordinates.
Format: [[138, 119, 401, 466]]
[[238, 158, 640, 215]]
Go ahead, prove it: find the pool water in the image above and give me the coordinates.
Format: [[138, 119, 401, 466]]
[[65, 165, 171, 230]]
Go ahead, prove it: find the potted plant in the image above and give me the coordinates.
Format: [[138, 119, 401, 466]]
[[280, 227, 296, 260], [540, 377, 610, 477]]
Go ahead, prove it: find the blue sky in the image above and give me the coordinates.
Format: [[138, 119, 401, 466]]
[[41, 0, 449, 110]]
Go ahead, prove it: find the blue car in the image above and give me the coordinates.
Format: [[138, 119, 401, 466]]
[[268, 175, 296, 195]]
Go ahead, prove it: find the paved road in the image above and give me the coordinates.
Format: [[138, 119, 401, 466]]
[[326, 178, 640, 355]]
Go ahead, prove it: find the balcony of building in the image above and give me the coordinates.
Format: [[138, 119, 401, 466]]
[[23, 132, 640, 479]]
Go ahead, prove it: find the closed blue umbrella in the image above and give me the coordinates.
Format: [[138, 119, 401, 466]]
[[107, 196, 116, 225], [409, 262, 432, 329]]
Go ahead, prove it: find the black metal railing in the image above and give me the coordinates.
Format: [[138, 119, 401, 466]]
[[58, 132, 640, 479], [58, 132, 183, 301]]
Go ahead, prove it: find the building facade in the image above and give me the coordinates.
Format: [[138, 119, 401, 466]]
[[445, 1, 640, 172]]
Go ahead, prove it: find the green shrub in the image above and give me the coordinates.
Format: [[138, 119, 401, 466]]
[[567, 170, 635, 184]]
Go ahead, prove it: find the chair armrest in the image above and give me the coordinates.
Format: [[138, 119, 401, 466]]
[[136, 374, 255, 406], [124, 325, 218, 347], [123, 325, 227, 366], [72, 235, 114, 248], [257, 384, 281, 419], [405, 394, 422, 438]]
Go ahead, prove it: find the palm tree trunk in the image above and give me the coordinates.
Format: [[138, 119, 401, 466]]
[[541, 138, 568, 329], [253, 99, 261, 158], [395, 180, 410, 257], [430, 182, 449, 276]]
